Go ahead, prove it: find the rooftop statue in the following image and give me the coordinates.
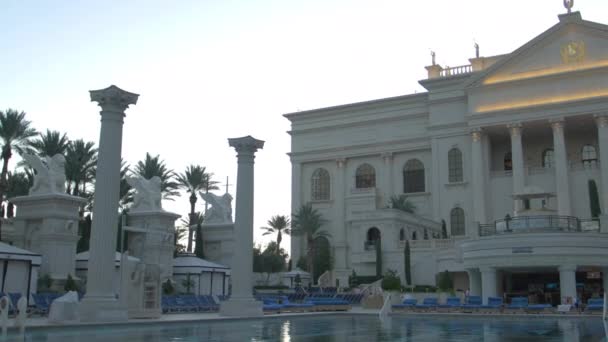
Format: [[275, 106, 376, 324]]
[[200, 191, 233, 224], [22, 153, 66, 195], [564, 0, 574, 13], [127, 176, 162, 211]]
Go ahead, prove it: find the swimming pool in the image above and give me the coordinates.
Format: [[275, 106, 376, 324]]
[[9, 315, 606, 341]]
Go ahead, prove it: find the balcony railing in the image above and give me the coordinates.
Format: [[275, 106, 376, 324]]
[[439, 64, 473, 77], [398, 238, 455, 249], [479, 215, 600, 236]]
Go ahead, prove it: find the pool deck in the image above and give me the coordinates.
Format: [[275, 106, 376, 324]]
[[7, 306, 605, 331]]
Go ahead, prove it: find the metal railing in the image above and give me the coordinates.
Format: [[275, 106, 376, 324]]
[[364, 241, 377, 251], [479, 215, 600, 236]]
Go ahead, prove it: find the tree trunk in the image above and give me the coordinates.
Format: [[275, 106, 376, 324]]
[[0, 150, 11, 241], [276, 231, 282, 255], [307, 238, 314, 284], [187, 193, 196, 253]]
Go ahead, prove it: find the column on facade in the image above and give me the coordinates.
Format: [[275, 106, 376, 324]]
[[466, 268, 481, 297], [290, 162, 303, 266], [550, 118, 571, 216], [595, 115, 608, 216], [227, 136, 264, 302], [381, 153, 394, 204], [508, 123, 525, 214], [83, 86, 138, 298], [559, 265, 577, 304], [603, 268, 608, 299], [480, 267, 497, 304], [333, 158, 348, 274], [471, 129, 487, 231]]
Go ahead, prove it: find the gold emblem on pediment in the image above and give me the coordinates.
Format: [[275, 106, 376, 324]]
[[560, 40, 585, 63]]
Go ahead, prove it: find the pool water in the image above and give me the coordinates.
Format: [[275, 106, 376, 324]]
[[10, 315, 607, 341]]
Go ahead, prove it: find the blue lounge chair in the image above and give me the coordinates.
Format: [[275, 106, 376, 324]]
[[415, 297, 438, 311], [438, 297, 461, 312], [305, 297, 351, 311], [32, 293, 50, 315], [480, 296, 503, 312], [526, 303, 553, 313], [461, 296, 482, 312], [586, 298, 604, 313], [505, 297, 528, 313], [392, 298, 417, 311], [278, 296, 314, 312]]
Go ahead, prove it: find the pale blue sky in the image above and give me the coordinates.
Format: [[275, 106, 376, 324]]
[[1, 1, 607, 254]]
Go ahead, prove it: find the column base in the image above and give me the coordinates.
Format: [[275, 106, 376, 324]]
[[79, 296, 128, 322], [219, 298, 263, 317]]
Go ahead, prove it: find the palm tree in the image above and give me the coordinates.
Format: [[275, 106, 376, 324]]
[[65, 139, 97, 196], [0, 109, 37, 240], [118, 160, 132, 211], [291, 203, 330, 279], [175, 216, 194, 255], [29, 130, 69, 157], [389, 195, 416, 213], [261, 215, 291, 254], [176, 165, 216, 252], [133, 153, 179, 200]]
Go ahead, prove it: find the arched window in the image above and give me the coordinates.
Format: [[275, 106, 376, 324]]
[[542, 149, 554, 168], [311, 168, 330, 200], [450, 207, 465, 236], [411, 231, 417, 240], [403, 159, 425, 193], [355, 164, 376, 189], [399, 228, 405, 241], [504, 152, 512, 171], [365, 227, 381, 250], [448, 148, 463, 182], [582, 145, 597, 166]]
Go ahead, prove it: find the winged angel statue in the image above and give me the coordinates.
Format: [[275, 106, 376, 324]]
[[21, 153, 66, 195]]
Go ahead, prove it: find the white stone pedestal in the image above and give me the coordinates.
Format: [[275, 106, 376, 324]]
[[219, 298, 263, 317], [10, 193, 86, 287], [127, 210, 180, 280], [201, 222, 235, 268]]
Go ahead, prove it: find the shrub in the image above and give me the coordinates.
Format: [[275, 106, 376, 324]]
[[381, 269, 401, 291], [162, 279, 175, 295], [437, 270, 453, 292], [64, 274, 78, 292], [38, 274, 53, 292]]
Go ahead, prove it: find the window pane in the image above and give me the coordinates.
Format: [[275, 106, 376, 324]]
[[311, 168, 330, 200], [542, 149, 554, 168], [450, 208, 465, 236], [356, 164, 376, 189], [403, 159, 425, 193], [448, 148, 463, 182]]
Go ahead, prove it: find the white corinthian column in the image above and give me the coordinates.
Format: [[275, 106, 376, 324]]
[[80, 85, 138, 322], [220, 135, 265, 317]]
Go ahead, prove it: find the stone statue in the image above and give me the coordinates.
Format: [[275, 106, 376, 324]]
[[564, 0, 573, 13], [22, 153, 66, 195], [127, 176, 162, 211], [15, 296, 27, 334], [474, 42, 479, 58], [200, 191, 233, 224], [431, 51, 436, 65]]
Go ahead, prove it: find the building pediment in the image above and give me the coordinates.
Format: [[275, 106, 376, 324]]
[[466, 12, 608, 116], [467, 12, 608, 88]]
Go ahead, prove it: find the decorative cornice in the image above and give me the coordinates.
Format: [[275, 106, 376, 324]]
[[228, 135, 265, 154], [90, 85, 139, 113]]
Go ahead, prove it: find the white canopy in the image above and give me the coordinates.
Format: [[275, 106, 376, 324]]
[[0, 242, 41, 265], [282, 268, 311, 278], [173, 254, 230, 274]]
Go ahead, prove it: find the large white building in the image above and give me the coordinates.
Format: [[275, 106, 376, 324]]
[[285, 11, 608, 305]]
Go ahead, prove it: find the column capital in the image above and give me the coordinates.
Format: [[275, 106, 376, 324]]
[[594, 114, 608, 128], [507, 122, 523, 136], [228, 135, 265, 155], [90, 85, 139, 113], [479, 266, 496, 273], [381, 152, 393, 161], [558, 265, 577, 272], [336, 158, 347, 168], [549, 117, 565, 130], [470, 128, 483, 142]]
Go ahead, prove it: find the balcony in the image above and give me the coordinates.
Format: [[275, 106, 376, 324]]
[[479, 215, 600, 236], [364, 240, 377, 251]]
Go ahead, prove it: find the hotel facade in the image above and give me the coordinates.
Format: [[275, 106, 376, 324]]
[[285, 11, 608, 305]]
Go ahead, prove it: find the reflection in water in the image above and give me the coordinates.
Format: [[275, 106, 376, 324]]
[[7, 315, 606, 341]]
